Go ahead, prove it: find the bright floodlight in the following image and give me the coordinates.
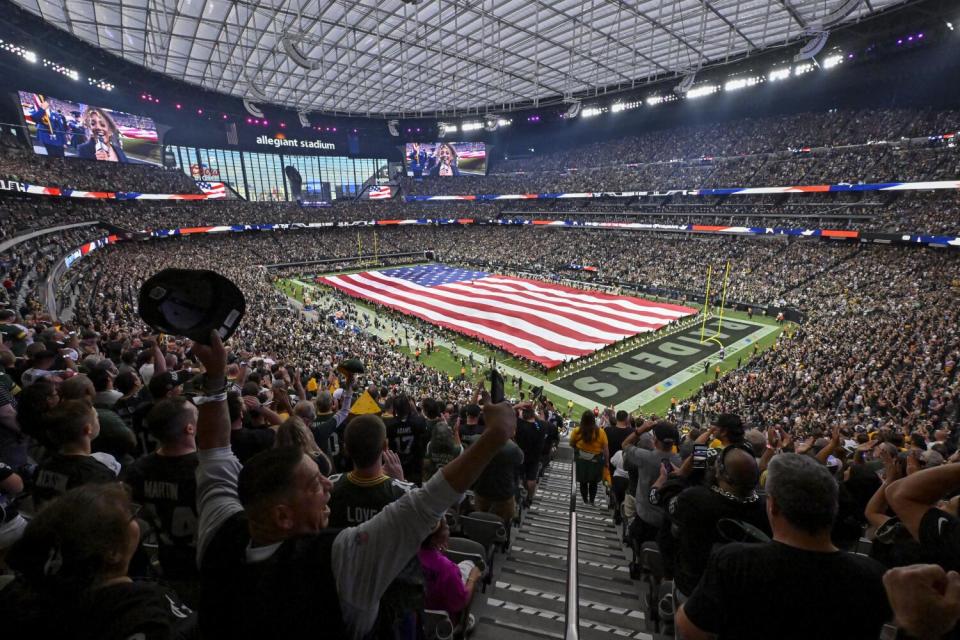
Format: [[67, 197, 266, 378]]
[[768, 68, 791, 81], [724, 77, 760, 92], [822, 54, 843, 69], [686, 85, 719, 99]]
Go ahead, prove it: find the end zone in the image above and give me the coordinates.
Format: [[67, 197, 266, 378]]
[[554, 318, 779, 411]]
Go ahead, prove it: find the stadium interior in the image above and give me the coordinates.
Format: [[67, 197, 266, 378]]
[[0, 0, 959, 638]]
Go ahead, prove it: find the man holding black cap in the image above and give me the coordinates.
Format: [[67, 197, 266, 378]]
[[190, 332, 518, 640], [621, 420, 681, 544]]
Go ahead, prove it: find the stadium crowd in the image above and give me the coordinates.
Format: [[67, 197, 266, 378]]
[[492, 107, 959, 172], [0, 146, 199, 194], [404, 144, 959, 196], [0, 103, 959, 640]]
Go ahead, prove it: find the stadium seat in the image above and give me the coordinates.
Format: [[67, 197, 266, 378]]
[[460, 512, 508, 590]]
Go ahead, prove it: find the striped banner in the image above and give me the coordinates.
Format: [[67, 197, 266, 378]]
[[318, 264, 695, 367]]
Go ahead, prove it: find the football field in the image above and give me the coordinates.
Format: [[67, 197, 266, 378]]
[[279, 270, 782, 416]]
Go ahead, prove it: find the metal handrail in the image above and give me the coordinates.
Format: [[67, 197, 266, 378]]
[[564, 459, 579, 640]]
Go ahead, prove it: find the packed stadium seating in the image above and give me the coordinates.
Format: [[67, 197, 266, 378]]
[[2, 92, 960, 640]]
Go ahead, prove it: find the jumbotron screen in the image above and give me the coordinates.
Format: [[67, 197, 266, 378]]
[[17, 90, 161, 165], [404, 142, 486, 177]]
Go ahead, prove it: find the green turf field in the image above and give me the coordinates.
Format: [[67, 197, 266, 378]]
[[276, 274, 786, 416]]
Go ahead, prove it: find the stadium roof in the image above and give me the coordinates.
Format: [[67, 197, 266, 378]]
[[13, 0, 909, 117]]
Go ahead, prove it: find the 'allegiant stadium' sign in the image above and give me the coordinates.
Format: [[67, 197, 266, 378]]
[[256, 135, 336, 150]]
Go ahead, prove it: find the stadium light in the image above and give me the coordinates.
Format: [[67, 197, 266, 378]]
[[794, 63, 815, 76], [724, 77, 761, 92], [461, 121, 483, 132], [822, 54, 844, 69], [947, 22, 954, 31], [768, 68, 791, 82], [686, 85, 719, 99], [581, 106, 604, 118]]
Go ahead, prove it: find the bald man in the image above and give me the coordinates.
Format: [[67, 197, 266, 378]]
[[666, 445, 771, 597]]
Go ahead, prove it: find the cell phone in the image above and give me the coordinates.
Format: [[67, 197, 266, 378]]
[[661, 459, 673, 475], [693, 444, 709, 470], [490, 368, 505, 404]]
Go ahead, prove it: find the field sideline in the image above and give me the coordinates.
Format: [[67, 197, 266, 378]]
[[276, 272, 785, 417]]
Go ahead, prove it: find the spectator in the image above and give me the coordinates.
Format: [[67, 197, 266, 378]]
[[676, 454, 892, 639], [515, 406, 546, 507], [667, 444, 770, 597], [384, 393, 428, 483], [622, 420, 681, 544], [2, 483, 196, 638], [418, 517, 482, 633], [189, 332, 517, 639], [570, 410, 609, 505], [422, 398, 462, 482], [275, 415, 333, 476], [32, 399, 120, 507], [467, 417, 524, 524], [121, 396, 200, 585], [60, 374, 137, 466], [886, 461, 960, 571]]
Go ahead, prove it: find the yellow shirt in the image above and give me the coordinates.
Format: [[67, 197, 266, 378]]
[[570, 427, 608, 456]]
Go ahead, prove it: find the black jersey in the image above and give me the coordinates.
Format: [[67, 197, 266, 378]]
[[123, 452, 199, 578], [384, 416, 428, 483], [0, 577, 196, 640], [327, 472, 412, 528], [33, 454, 117, 507]]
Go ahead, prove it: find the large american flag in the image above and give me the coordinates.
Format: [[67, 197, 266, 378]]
[[368, 186, 392, 200], [319, 265, 696, 367]]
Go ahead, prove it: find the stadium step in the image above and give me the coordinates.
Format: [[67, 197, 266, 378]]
[[468, 450, 667, 640]]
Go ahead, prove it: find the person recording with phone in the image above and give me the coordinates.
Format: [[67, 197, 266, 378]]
[[621, 419, 680, 544], [77, 107, 128, 163]]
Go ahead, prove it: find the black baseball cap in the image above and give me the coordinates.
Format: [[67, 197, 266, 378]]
[[138, 269, 245, 345], [337, 359, 365, 375]]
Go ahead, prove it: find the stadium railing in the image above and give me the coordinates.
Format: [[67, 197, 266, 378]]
[[565, 462, 580, 640]]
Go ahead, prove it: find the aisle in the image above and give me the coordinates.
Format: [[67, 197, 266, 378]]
[[469, 451, 662, 640]]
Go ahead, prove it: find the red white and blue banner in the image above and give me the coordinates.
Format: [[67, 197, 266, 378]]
[[143, 218, 960, 248], [318, 265, 696, 367], [0, 179, 218, 200], [64, 234, 119, 268], [404, 180, 960, 202]]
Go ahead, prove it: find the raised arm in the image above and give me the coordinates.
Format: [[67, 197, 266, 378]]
[[886, 463, 960, 539], [193, 332, 230, 451], [191, 332, 244, 560]]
